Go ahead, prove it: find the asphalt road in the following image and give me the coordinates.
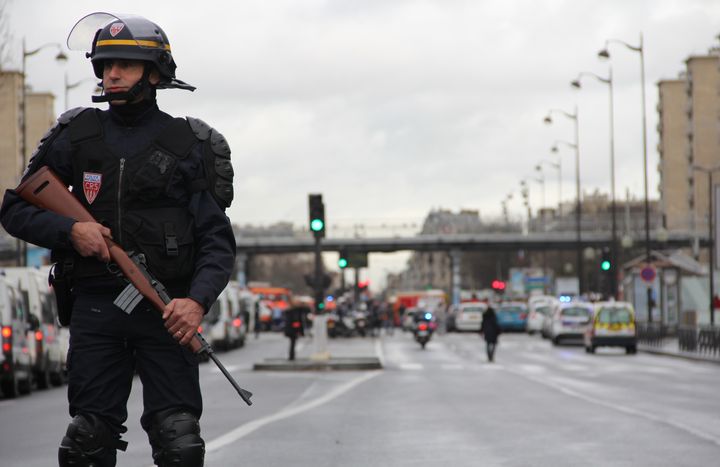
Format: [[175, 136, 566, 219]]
[[1, 331, 719, 466]]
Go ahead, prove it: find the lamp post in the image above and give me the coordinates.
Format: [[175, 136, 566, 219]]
[[19, 39, 67, 266], [571, 69, 618, 298], [546, 106, 583, 293], [692, 163, 720, 326], [598, 34, 651, 312], [538, 159, 561, 216]]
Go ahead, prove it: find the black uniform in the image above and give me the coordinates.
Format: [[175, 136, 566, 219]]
[[0, 99, 236, 465], [284, 306, 307, 360]]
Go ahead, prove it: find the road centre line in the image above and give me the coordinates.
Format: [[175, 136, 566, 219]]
[[505, 367, 720, 448], [204, 371, 382, 453]]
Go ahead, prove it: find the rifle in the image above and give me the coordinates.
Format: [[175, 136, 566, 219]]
[[16, 166, 252, 406]]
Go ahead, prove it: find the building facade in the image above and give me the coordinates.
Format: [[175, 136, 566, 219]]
[[657, 52, 720, 235]]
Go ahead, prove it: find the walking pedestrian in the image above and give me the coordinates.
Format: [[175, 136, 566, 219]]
[[0, 12, 235, 466], [480, 305, 501, 362], [284, 301, 307, 360]]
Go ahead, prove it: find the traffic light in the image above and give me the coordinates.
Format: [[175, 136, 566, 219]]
[[308, 194, 325, 238], [491, 279, 506, 292], [338, 250, 348, 269], [600, 247, 611, 272]]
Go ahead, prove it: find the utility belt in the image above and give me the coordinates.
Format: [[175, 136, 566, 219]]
[[49, 250, 190, 326]]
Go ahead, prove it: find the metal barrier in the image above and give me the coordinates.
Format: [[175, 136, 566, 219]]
[[697, 326, 720, 356], [637, 322, 667, 347]]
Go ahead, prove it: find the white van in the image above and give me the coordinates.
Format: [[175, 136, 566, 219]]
[[2, 267, 65, 388], [0, 275, 33, 397]]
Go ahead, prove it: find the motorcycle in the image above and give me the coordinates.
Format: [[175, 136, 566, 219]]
[[413, 311, 436, 349], [327, 310, 355, 338], [353, 310, 369, 337]]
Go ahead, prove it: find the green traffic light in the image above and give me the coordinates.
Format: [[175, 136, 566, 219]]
[[338, 258, 348, 268], [310, 219, 324, 232], [601, 260, 611, 271]]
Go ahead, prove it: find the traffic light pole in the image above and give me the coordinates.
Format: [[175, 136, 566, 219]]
[[314, 235, 324, 313]]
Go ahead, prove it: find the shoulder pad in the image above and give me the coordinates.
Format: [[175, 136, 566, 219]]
[[210, 127, 231, 158], [187, 116, 212, 141], [186, 117, 234, 209], [57, 107, 88, 125]]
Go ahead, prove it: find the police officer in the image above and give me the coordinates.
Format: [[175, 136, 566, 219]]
[[0, 12, 235, 467], [284, 301, 307, 361]]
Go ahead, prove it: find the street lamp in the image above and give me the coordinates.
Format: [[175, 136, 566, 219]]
[[19, 39, 67, 266], [546, 107, 583, 293], [598, 34, 651, 308], [537, 159, 561, 217], [692, 163, 720, 326], [64, 72, 98, 111], [571, 69, 618, 298]]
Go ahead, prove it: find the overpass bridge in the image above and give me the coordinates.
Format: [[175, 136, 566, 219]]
[[235, 230, 708, 255]]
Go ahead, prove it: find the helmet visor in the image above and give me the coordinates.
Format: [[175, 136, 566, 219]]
[[67, 12, 166, 52]]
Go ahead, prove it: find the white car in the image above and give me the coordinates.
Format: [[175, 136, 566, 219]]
[[526, 296, 558, 335], [550, 301, 594, 345], [454, 302, 488, 332], [2, 267, 65, 388]]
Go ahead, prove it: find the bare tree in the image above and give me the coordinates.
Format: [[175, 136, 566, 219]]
[[0, 0, 14, 71]]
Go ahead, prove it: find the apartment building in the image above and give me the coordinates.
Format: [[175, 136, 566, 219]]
[[658, 52, 720, 234]]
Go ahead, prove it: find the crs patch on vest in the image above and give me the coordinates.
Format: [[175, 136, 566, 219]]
[[82, 171, 102, 204]]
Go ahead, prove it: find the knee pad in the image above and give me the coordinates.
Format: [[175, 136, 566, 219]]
[[58, 414, 127, 467], [148, 409, 205, 467]]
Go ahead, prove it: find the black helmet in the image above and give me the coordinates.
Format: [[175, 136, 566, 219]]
[[68, 12, 195, 93]]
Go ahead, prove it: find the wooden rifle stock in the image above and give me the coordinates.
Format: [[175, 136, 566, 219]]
[[15, 166, 253, 405], [16, 166, 198, 350]]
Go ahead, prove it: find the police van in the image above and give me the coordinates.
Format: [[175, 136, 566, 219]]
[[0, 274, 33, 397], [2, 267, 65, 388]]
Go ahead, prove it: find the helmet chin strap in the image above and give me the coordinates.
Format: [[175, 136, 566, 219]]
[[92, 65, 154, 104]]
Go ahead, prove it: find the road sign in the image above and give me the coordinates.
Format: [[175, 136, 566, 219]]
[[640, 265, 656, 283]]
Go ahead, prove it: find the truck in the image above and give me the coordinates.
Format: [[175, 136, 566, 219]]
[[555, 276, 580, 299]]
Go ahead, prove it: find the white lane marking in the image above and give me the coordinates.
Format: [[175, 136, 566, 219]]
[[506, 367, 720, 447], [399, 363, 423, 371], [204, 371, 381, 453]]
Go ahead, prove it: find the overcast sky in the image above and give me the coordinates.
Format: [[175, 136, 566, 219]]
[[4, 0, 720, 286]]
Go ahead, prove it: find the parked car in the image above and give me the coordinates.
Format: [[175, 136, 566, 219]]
[[585, 302, 637, 354], [527, 296, 557, 335], [200, 287, 235, 351], [0, 275, 33, 397], [224, 281, 247, 348], [495, 302, 528, 332], [549, 301, 594, 345], [2, 267, 65, 388], [454, 302, 488, 332]]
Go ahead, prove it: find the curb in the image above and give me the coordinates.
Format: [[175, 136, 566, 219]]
[[253, 357, 383, 371], [639, 346, 720, 365]]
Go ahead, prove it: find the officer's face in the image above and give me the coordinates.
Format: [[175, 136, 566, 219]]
[[102, 59, 160, 105]]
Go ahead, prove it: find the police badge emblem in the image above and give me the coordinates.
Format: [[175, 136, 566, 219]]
[[109, 23, 125, 37], [82, 172, 102, 204]]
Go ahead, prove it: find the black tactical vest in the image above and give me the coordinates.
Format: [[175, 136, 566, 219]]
[[66, 109, 200, 286]]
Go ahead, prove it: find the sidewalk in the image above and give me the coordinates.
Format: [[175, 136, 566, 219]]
[[639, 337, 720, 365], [252, 334, 383, 371]]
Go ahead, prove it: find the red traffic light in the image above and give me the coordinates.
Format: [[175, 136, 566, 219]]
[[491, 280, 506, 291]]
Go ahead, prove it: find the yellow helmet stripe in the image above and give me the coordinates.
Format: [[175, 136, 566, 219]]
[[96, 39, 171, 51]]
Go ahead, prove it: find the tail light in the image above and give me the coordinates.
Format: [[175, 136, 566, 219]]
[[519, 313, 527, 320], [35, 331, 44, 341], [291, 321, 301, 329], [1, 326, 11, 354], [232, 318, 242, 328], [418, 323, 428, 331]]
